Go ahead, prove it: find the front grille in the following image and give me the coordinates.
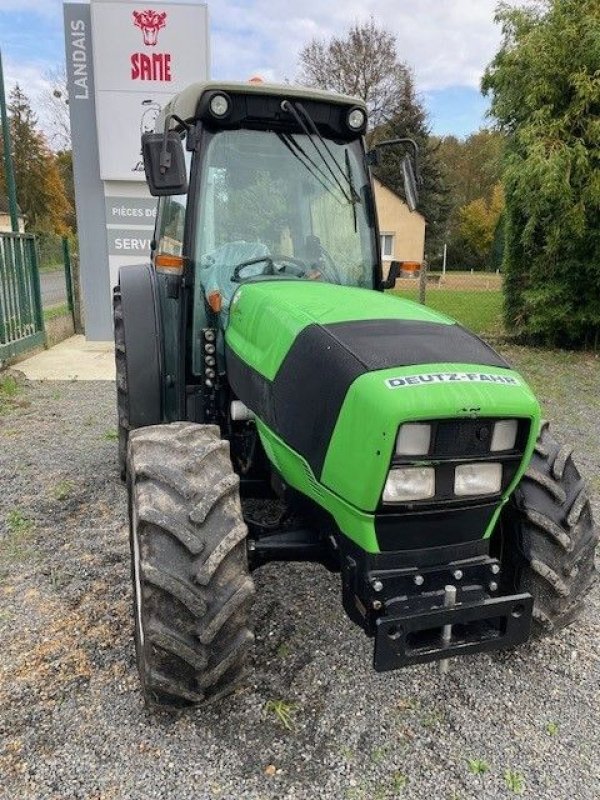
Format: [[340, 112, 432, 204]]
[[435, 418, 497, 458], [391, 417, 530, 464]]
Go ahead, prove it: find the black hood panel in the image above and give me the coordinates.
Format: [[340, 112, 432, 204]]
[[227, 319, 510, 479], [323, 319, 508, 370]]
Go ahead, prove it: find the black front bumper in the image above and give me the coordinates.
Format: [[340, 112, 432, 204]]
[[339, 537, 534, 669], [374, 592, 533, 671]]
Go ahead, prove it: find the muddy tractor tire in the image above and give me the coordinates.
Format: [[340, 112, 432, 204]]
[[127, 422, 255, 708], [505, 421, 598, 635], [113, 287, 129, 481]]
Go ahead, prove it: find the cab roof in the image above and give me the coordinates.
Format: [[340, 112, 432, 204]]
[[156, 80, 366, 131]]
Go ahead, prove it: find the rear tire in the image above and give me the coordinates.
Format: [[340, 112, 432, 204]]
[[113, 287, 129, 481], [504, 421, 598, 635], [128, 422, 255, 708]]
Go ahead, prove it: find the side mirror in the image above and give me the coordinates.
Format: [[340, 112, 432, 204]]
[[381, 260, 401, 290], [368, 137, 421, 211], [142, 130, 188, 196], [401, 154, 419, 213]]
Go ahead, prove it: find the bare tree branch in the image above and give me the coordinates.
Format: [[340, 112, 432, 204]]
[[41, 65, 71, 151], [297, 18, 410, 128]]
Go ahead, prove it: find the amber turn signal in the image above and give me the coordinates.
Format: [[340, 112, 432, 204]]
[[154, 253, 185, 273], [207, 291, 222, 313]]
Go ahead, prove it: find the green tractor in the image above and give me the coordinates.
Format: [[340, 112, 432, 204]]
[[114, 81, 597, 708]]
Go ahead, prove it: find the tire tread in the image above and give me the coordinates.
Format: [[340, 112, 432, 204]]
[[128, 423, 254, 708], [508, 423, 598, 636]]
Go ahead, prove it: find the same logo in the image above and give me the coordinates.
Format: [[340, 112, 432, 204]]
[[133, 9, 167, 47], [130, 9, 171, 82]]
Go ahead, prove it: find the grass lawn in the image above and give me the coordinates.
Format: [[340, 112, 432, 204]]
[[0, 374, 23, 415], [38, 262, 65, 274], [390, 288, 504, 336], [43, 303, 70, 321]]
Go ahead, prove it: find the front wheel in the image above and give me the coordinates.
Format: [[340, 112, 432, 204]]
[[127, 422, 255, 707], [502, 421, 598, 635]]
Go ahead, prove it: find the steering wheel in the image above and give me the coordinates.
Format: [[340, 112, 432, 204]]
[[271, 254, 309, 278], [231, 256, 275, 282], [317, 245, 345, 284], [272, 254, 342, 282]]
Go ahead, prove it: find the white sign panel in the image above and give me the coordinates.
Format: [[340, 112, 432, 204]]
[[91, 1, 209, 180], [95, 91, 164, 177]]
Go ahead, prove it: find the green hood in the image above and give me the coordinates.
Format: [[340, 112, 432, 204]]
[[225, 279, 541, 552], [226, 280, 455, 380]]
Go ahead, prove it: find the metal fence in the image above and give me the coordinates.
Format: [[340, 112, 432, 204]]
[[392, 264, 504, 339], [0, 233, 45, 361], [36, 233, 75, 314]]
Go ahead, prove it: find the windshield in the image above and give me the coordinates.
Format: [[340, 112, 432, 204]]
[[192, 128, 377, 329]]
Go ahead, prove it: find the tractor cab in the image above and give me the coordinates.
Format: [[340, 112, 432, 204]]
[[142, 82, 417, 328], [193, 124, 374, 323]]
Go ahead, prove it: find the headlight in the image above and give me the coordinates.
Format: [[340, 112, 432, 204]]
[[209, 93, 231, 118], [454, 463, 502, 496], [395, 423, 431, 456], [347, 106, 366, 131], [491, 419, 518, 451], [383, 467, 435, 503]]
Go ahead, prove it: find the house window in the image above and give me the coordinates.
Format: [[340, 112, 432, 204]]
[[380, 233, 394, 260]]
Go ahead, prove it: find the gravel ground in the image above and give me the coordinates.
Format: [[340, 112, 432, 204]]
[[0, 345, 599, 800]]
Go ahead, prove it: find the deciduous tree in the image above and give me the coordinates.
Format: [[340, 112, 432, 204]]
[[41, 65, 71, 151], [438, 130, 504, 213], [458, 183, 504, 269], [434, 130, 505, 269], [56, 149, 76, 232], [297, 20, 450, 260], [298, 18, 411, 128], [0, 85, 72, 233]]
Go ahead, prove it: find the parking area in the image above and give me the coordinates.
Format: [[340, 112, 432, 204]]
[[0, 344, 599, 800]]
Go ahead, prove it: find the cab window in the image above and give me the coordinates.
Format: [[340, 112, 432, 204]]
[[154, 145, 192, 257]]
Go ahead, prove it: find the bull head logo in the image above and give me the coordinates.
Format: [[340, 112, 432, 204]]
[[133, 9, 167, 47]]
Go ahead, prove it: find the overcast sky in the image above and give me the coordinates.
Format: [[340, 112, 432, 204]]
[[0, 0, 508, 139]]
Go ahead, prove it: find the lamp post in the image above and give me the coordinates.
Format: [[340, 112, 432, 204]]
[[0, 49, 19, 233]]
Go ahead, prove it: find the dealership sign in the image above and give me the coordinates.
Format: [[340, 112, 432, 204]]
[[65, 1, 209, 341], [91, 1, 209, 181]]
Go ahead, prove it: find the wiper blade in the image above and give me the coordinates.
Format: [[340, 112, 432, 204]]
[[276, 132, 347, 206], [345, 148, 358, 233], [281, 100, 358, 205], [296, 101, 361, 205]]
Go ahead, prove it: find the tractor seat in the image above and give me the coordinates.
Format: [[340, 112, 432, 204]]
[[199, 240, 270, 326]]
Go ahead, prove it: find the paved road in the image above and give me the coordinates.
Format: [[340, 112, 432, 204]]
[[40, 269, 67, 308]]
